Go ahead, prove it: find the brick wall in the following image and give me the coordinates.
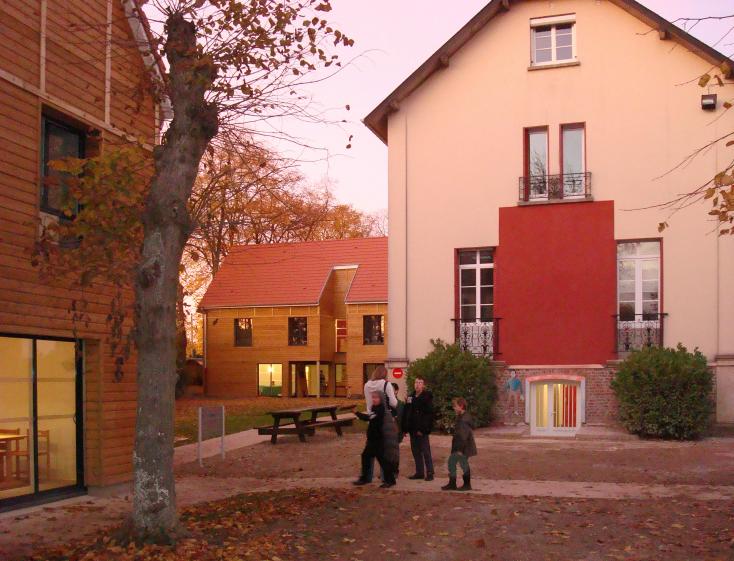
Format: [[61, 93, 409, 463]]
[[493, 366, 619, 425]]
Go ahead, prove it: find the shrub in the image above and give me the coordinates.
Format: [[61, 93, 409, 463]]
[[407, 339, 497, 432], [611, 344, 713, 440]]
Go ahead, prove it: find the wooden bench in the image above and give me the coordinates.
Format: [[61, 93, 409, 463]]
[[257, 403, 356, 444]]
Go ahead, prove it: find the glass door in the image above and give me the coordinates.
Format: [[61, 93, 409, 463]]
[[530, 382, 579, 436], [0, 335, 83, 507], [0, 337, 34, 500], [36, 340, 80, 492], [289, 363, 319, 397]]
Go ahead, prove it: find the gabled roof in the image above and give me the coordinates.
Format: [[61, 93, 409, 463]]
[[364, 0, 733, 144], [199, 237, 388, 310]]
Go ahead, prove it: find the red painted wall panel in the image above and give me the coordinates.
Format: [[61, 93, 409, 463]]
[[495, 201, 616, 365]]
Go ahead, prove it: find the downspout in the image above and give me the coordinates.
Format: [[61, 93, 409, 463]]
[[404, 114, 409, 362]]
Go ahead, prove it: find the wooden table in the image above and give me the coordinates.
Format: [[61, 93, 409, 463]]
[[258, 404, 356, 444], [0, 433, 27, 481]]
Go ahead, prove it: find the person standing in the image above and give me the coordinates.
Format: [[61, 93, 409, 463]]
[[354, 392, 397, 488], [363, 365, 397, 413], [359, 365, 399, 484], [402, 376, 435, 481], [442, 397, 477, 491]]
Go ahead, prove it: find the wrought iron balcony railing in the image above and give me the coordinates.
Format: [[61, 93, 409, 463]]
[[518, 172, 592, 203], [451, 318, 500, 358], [615, 313, 666, 353]]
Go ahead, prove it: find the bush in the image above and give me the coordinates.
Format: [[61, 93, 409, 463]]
[[611, 344, 713, 440], [407, 339, 497, 432]]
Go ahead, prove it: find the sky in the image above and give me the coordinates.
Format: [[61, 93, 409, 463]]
[[271, 0, 734, 215]]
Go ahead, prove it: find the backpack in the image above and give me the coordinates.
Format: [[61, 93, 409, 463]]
[[380, 381, 400, 466]]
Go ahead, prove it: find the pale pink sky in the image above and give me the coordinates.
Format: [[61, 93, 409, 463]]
[[275, 0, 734, 214]]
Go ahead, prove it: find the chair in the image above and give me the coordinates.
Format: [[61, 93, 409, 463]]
[[36, 430, 51, 478], [0, 431, 13, 481], [4, 429, 50, 481], [0, 428, 26, 481]]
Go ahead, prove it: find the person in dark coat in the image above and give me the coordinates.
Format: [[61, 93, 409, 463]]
[[402, 376, 435, 481], [442, 397, 477, 491], [353, 392, 397, 488]]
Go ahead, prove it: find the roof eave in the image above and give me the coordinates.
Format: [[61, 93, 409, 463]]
[[122, 0, 173, 120], [198, 301, 320, 312], [362, 0, 733, 144], [362, 0, 506, 145]]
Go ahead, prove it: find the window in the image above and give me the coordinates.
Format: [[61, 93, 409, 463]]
[[257, 364, 282, 396], [335, 364, 347, 386], [617, 241, 661, 321], [288, 317, 308, 346], [335, 319, 347, 352], [561, 124, 585, 197], [458, 249, 494, 322], [531, 16, 576, 66], [363, 315, 385, 345], [525, 127, 549, 199], [0, 336, 83, 505], [41, 116, 85, 217], [234, 318, 253, 347], [363, 363, 383, 385]]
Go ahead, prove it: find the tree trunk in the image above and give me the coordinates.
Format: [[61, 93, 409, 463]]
[[132, 12, 217, 543]]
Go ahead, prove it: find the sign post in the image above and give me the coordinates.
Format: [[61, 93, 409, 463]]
[[197, 404, 225, 467]]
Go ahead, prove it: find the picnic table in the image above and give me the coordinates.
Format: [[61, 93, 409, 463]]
[[257, 403, 356, 444]]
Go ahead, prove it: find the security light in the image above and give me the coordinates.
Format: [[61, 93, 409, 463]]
[[701, 94, 717, 111]]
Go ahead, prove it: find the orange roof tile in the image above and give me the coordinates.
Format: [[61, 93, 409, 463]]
[[199, 237, 387, 309]]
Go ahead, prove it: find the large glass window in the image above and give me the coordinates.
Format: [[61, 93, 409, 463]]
[[234, 318, 253, 347], [525, 127, 549, 199], [335, 364, 347, 396], [561, 124, 585, 197], [288, 317, 308, 346], [363, 315, 385, 345], [458, 249, 494, 322], [41, 117, 85, 217], [36, 340, 78, 492], [257, 364, 282, 396], [0, 336, 82, 505], [319, 364, 330, 396], [531, 20, 576, 65], [290, 363, 318, 396], [526, 128, 548, 178], [0, 337, 33, 501], [617, 241, 661, 321]]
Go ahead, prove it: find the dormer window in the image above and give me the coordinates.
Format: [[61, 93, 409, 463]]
[[530, 15, 576, 67]]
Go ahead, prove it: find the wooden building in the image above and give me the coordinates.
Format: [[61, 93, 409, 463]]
[[0, 0, 160, 509], [200, 238, 388, 398]]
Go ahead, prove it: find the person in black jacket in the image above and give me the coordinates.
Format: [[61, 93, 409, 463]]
[[402, 376, 435, 481], [353, 392, 397, 488]]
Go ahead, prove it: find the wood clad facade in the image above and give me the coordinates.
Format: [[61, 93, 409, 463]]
[[204, 268, 387, 398], [0, 0, 157, 489]]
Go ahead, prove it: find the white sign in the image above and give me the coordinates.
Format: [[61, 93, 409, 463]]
[[198, 405, 225, 467]]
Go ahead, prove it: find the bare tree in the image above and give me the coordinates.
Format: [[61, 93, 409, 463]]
[[35, 0, 354, 542]]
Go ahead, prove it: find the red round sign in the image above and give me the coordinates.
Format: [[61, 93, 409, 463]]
[[392, 368, 404, 379]]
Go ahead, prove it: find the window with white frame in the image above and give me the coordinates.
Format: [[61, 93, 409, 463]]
[[617, 241, 661, 321], [458, 249, 494, 322], [530, 15, 576, 66]]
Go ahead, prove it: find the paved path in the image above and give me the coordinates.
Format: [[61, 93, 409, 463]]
[[175, 475, 734, 503]]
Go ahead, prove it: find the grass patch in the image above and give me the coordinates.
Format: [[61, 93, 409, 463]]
[[175, 396, 362, 446]]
